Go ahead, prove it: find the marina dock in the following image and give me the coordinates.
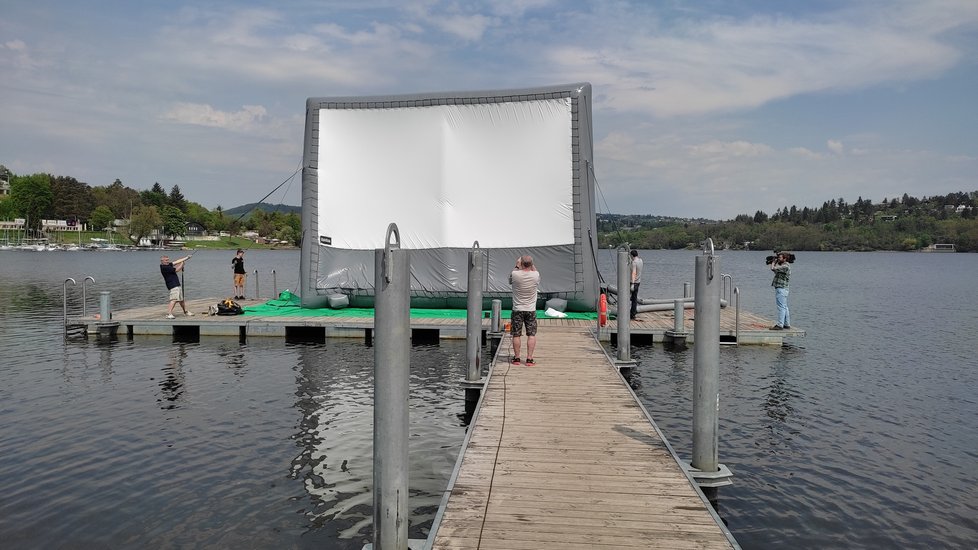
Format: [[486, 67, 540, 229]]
[[66, 296, 804, 345], [428, 325, 739, 549]]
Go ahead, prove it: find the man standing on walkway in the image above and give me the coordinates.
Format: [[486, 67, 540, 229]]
[[769, 251, 790, 330], [160, 254, 194, 319], [509, 255, 541, 365], [630, 249, 643, 320], [231, 249, 247, 300]]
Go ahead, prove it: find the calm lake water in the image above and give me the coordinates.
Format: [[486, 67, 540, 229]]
[[1, 248, 976, 549]]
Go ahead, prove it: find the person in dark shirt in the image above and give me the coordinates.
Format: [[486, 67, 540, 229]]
[[231, 249, 247, 299], [160, 254, 193, 319]]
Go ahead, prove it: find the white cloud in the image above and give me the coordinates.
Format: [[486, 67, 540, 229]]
[[789, 147, 823, 159], [827, 140, 845, 155], [688, 140, 773, 159], [161, 103, 268, 132], [401, 2, 503, 41], [547, 2, 977, 117], [4, 39, 27, 51]]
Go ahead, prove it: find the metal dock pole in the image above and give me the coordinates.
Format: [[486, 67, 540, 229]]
[[253, 269, 259, 300], [96, 291, 120, 340], [615, 247, 636, 367], [369, 223, 419, 550], [465, 242, 484, 383], [664, 298, 688, 347], [686, 239, 732, 488], [488, 299, 503, 357], [463, 243, 487, 416]]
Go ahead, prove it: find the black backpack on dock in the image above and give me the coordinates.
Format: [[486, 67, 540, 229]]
[[216, 298, 244, 316]]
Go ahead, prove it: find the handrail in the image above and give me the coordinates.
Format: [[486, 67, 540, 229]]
[[720, 273, 733, 303], [734, 287, 741, 344], [63, 278, 76, 337], [82, 276, 96, 317]]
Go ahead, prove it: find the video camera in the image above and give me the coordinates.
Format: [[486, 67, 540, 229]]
[[766, 251, 796, 265]]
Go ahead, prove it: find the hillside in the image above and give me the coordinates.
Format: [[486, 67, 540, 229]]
[[223, 203, 300, 219]]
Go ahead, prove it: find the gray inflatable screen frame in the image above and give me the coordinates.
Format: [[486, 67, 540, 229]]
[[299, 83, 599, 312]]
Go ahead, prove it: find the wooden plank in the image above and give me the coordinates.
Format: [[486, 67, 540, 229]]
[[430, 326, 735, 549]]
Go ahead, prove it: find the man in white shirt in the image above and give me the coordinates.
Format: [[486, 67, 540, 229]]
[[509, 255, 541, 365], [630, 249, 643, 320]]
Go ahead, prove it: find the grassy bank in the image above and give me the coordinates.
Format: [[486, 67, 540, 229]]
[[185, 238, 298, 250]]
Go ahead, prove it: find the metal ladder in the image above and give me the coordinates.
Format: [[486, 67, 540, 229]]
[[719, 273, 740, 345], [63, 276, 96, 339]]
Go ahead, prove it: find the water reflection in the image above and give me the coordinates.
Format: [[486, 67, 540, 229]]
[[289, 341, 375, 539], [217, 344, 248, 372], [282, 339, 469, 542], [158, 345, 188, 409]]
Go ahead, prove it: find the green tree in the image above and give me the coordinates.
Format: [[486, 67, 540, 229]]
[[51, 176, 95, 221], [0, 195, 16, 219], [168, 185, 187, 212], [186, 202, 217, 231], [140, 182, 167, 209], [161, 205, 186, 237], [91, 179, 140, 218], [128, 205, 162, 244], [89, 205, 115, 231], [276, 225, 299, 246], [9, 173, 54, 230]]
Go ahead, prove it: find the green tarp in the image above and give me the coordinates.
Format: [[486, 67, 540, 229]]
[[242, 290, 597, 320]]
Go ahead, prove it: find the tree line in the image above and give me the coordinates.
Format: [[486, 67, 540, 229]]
[[3, 164, 975, 252], [599, 191, 978, 252], [0, 166, 300, 245]]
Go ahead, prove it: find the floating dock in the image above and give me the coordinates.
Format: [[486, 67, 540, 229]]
[[428, 325, 739, 549], [67, 297, 803, 345], [65, 298, 785, 548]]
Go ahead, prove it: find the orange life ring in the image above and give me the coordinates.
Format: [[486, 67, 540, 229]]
[[599, 293, 607, 327]]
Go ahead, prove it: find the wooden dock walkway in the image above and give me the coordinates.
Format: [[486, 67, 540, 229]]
[[428, 325, 739, 549]]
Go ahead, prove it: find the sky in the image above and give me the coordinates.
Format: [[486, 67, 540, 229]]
[[1, 0, 976, 220]]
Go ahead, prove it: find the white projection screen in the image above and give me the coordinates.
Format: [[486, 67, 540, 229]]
[[299, 83, 599, 311]]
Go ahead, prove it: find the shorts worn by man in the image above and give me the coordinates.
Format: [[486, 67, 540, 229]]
[[509, 255, 541, 365], [160, 254, 194, 319]]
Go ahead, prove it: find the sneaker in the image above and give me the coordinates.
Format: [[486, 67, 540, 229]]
[[511, 357, 521, 365], [769, 325, 783, 330], [185, 311, 194, 317], [166, 314, 175, 319], [783, 325, 791, 329]]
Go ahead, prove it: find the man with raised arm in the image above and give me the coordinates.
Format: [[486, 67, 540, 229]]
[[160, 254, 194, 319]]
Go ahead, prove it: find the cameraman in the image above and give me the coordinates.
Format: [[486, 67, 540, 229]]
[[769, 252, 790, 330]]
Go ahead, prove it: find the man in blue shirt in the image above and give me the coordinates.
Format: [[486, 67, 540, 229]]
[[160, 254, 194, 319]]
